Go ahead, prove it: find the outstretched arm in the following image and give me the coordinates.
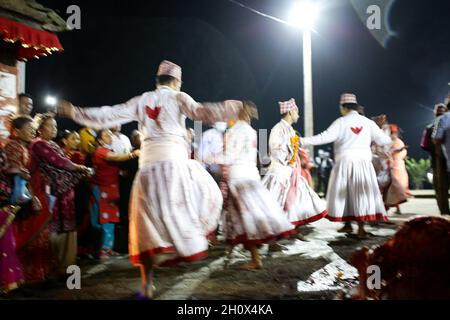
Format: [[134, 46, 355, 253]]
[[31, 140, 86, 172], [104, 149, 140, 162], [58, 96, 141, 130], [370, 121, 392, 146], [301, 120, 341, 146], [176, 92, 242, 124]]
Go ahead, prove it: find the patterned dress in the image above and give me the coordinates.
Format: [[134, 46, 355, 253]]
[[14, 138, 80, 283], [90, 146, 120, 256], [0, 140, 24, 293]]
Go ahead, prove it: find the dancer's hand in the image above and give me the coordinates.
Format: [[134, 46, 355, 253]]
[[131, 149, 141, 158], [31, 196, 42, 212], [57, 100, 76, 119], [74, 164, 92, 176], [84, 167, 95, 178]]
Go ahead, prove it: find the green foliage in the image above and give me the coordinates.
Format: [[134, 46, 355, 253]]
[[406, 158, 431, 190]]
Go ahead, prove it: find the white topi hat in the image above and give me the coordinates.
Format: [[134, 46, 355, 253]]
[[279, 98, 299, 114], [340, 93, 358, 105], [157, 60, 182, 81]]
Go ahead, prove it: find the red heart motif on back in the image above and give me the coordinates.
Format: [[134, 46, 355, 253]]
[[145, 106, 161, 121], [350, 127, 363, 135]]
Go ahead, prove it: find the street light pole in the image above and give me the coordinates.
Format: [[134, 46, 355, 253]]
[[302, 28, 314, 157]]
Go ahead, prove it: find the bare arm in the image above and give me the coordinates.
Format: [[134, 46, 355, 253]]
[[103, 149, 140, 162]]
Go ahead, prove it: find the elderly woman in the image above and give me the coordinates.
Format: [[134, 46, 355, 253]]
[[0, 116, 37, 294], [22, 114, 90, 283], [2, 116, 41, 290]]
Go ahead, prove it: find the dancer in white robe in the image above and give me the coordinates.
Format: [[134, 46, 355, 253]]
[[214, 101, 295, 269], [300, 93, 392, 238], [57, 60, 244, 298], [262, 99, 327, 239]]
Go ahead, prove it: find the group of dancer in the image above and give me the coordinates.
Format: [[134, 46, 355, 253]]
[[55, 60, 393, 298]]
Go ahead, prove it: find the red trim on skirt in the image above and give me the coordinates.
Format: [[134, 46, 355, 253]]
[[129, 230, 216, 267], [291, 210, 328, 226], [327, 213, 388, 222], [226, 229, 297, 247], [129, 247, 208, 267]]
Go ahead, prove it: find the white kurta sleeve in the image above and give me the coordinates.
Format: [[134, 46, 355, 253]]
[[370, 120, 392, 146], [176, 92, 242, 123], [72, 95, 141, 130], [301, 119, 341, 146], [269, 126, 291, 165]]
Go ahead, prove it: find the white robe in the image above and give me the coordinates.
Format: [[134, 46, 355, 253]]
[[197, 127, 224, 175], [110, 133, 132, 154], [301, 110, 392, 222], [71, 85, 241, 266], [219, 121, 295, 246], [262, 120, 327, 225]]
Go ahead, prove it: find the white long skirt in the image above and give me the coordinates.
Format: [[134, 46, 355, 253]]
[[128, 159, 222, 267], [261, 163, 292, 209], [262, 162, 327, 225], [224, 176, 295, 247], [326, 153, 387, 222]]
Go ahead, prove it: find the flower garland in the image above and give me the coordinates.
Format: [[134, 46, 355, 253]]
[[288, 134, 300, 165]]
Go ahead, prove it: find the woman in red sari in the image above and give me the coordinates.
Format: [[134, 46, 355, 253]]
[[18, 114, 90, 283], [59, 130, 95, 259], [45, 129, 91, 277], [59, 130, 85, 165], [0, 155, 22, 295], [0, 117, 34, 294]]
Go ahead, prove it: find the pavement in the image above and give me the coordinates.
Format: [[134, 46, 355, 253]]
[[3, 196, 447, 300]]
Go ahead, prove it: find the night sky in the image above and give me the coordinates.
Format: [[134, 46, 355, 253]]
[[28, 0, 450, 159]]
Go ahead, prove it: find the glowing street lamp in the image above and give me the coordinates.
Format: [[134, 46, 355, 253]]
[[45, 95, 57, 107], [288, 1, 320, 30], [45, 95, 58, 113], [288, 1, 320, 156]]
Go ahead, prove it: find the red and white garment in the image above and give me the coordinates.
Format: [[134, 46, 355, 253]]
[[71, 85, 242, 267], [301, 110, 392, 222], [220, 121, 295, 246], [262, 120, 327, 225]]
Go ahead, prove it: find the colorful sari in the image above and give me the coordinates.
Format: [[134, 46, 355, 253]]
[[0, 145, 24, 293], [0, 205, 24, 294], [14, 138, 79, 283]]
